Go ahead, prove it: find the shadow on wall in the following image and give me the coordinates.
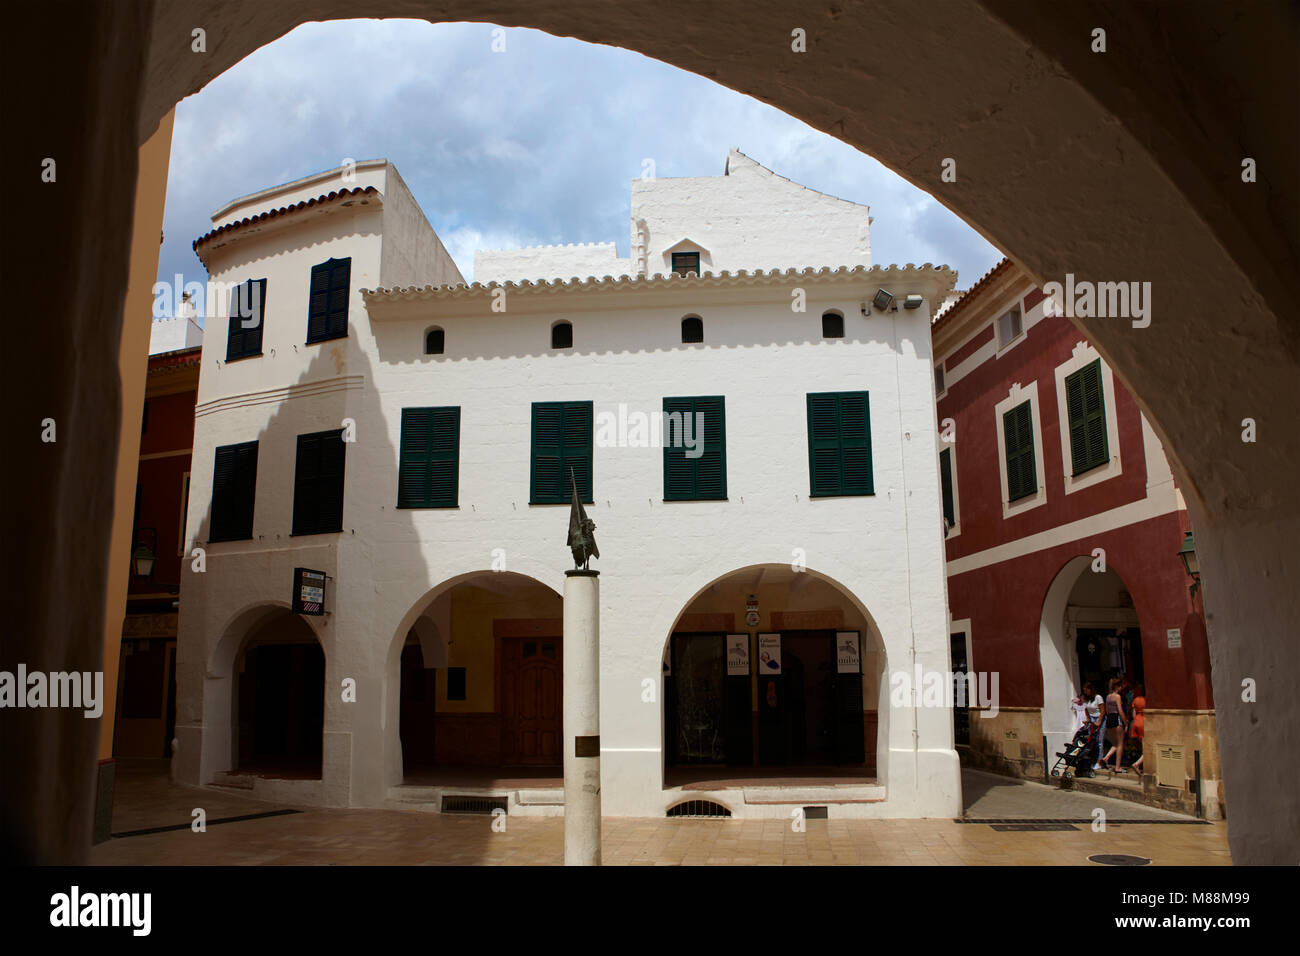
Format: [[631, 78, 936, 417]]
[[174, 298, 521, 857]]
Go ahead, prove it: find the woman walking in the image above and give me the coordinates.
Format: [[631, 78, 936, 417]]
[[1098, 677, 1129, 773]]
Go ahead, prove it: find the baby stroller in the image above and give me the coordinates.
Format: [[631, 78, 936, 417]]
[[1050, 722, 1098, 780]]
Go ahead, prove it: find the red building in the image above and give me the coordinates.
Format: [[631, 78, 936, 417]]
[[113, 336, 202, 759], [932, 259, 1219, 817]]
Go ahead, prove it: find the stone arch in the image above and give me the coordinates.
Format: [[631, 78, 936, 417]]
[[384, 570, 564, 786], [13, 0, 1295, 862], [660, 562, 891, 795]]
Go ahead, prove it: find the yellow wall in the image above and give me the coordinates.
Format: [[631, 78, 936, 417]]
[[99, 109, 176, 759], [438, 582, 561, 712]]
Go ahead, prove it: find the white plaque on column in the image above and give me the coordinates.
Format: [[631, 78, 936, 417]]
[[836, 631, 861, 673], [758, 633, 782, 674], [726, 634, 750, 675]]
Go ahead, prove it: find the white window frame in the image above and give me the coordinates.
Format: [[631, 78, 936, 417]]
[[934, 361, 947, 399], [938, 439, 961, 539], [994, 380, 1047, 519], [1053, 341, 1123, 495], [994, 302, 1026, 357]]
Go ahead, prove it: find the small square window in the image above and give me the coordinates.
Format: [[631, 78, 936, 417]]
[[997, 308, 1023, 348], [935, 364, 946, 394], [671, 252, 700, 276], [822, 312, 845, 338], [446, 667, 466, 701]]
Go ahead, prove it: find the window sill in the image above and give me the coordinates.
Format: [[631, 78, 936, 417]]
[[205, 535, 253, 544], [662, 496, 729, 503], [305, 333, 348, 346], [529, 499, 593, 506], [808, 491, 876, 499], [396, 503, 459, 510], [223, 352, 263, 363], [289, 529, 343, 537]]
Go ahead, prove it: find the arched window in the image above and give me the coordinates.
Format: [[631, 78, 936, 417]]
[[551, 321, 573, 349], [822, 311, 845, 338], [681, 315, 704, 344], [424, 327, 444, 355]]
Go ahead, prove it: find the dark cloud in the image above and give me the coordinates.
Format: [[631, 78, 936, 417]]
[[157, 20, 1001, 319]]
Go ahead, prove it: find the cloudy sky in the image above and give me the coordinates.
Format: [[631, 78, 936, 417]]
[[158, 19, 1001, 317]]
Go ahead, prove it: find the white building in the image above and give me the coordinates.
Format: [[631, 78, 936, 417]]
[[175, 154, 961, 820]]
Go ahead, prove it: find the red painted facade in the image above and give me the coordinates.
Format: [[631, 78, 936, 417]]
[[934, 266, 1212, 714]]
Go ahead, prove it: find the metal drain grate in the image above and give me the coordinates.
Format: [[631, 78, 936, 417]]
[[441, 795, 508, 815], [667, 800, 732, 819], [991, 823, 1078, 831], [1089, 853, 1151, 866]]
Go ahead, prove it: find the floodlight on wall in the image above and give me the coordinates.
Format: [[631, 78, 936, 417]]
[[1178, 531, 1200, 598], [903, 294, 924, 309], [872, 289, 895, 312]]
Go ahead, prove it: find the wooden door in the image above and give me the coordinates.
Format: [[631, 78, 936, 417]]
[[502, 638, 562, 765]]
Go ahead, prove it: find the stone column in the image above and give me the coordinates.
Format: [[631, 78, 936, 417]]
[[563, 569, 601, 865]]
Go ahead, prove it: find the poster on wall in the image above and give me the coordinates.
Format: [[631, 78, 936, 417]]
[[726, 634, 750, 675], [757, 633, 781, 674], [836, 631, 861, 673]]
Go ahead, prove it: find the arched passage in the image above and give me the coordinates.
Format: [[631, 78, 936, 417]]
[[386, 571, 563, 788], [661, 563, 888, 793], [1040, 556, 1148, 769], [11, 1, 1296, 863], [205, 603, 326, 781]]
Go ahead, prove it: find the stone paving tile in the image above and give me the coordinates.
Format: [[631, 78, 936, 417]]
[[90, 761, 1229, 866]]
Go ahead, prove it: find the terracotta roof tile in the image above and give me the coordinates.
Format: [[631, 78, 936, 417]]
[[192, 186, 380, 253]]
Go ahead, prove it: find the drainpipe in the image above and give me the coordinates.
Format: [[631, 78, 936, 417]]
[[890, 308, 921, 785]]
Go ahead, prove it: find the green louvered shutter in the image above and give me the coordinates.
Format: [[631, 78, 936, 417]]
[[1066, 359, 1109, 475], [562, 401, 593, 502], [663, 396, 727, 501], [807, 393, 842, 496], [663, 397, 695, 500], [838, 392, 873, 495], [1003, 401, 1037, 502], [939, 447, 955, 527], [808, 392, 873, 497], [293, 429, 345, 535], [210, 440, 258, 541], [398, 407, 460, 508], [531, 401, 592, 503], [307, 257, 351, 343], [226, 279, 266, 361]]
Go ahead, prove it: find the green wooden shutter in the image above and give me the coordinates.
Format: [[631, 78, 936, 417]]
[[1066, 359, 1109, 475], [1003, 401, 1037, 502], [398, 407, 459, 508], [307, 258, 350, 343], [211, 440, 257, 541], [293, 429, 345, 534], [663, 397, 695, 500], [807, 393, 842, 496], [663, 397, 727, 501], [531, 402, 592, 503], [838, 392, 873, 494], [694, 396, 726, 499], [939, 447, 955, 527], [808, 392, 873, 497], [225, 279, 266, 361], [562, 401, 593, 502]]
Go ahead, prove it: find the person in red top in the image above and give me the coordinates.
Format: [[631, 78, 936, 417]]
[[1129, 683, 1146, 773]]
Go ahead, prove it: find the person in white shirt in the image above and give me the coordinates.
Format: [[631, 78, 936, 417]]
[[1069, 693, 1088, 735], [1082, 682, 1106, 769]]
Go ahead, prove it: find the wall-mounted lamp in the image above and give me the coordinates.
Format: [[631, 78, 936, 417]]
[[872, 289, 895, 312], [1178, 531, 1200, 598], [903, 294, 924, 309], [132, 530, 157, 579]]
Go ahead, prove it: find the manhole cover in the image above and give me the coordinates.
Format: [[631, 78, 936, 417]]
[[1089, 854, 1151, 866]]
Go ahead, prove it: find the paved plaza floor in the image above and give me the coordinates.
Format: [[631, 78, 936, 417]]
[[89, 760, 1230, 866]]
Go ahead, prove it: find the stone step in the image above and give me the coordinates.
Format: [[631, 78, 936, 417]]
[[212, 772, 255, 790]]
